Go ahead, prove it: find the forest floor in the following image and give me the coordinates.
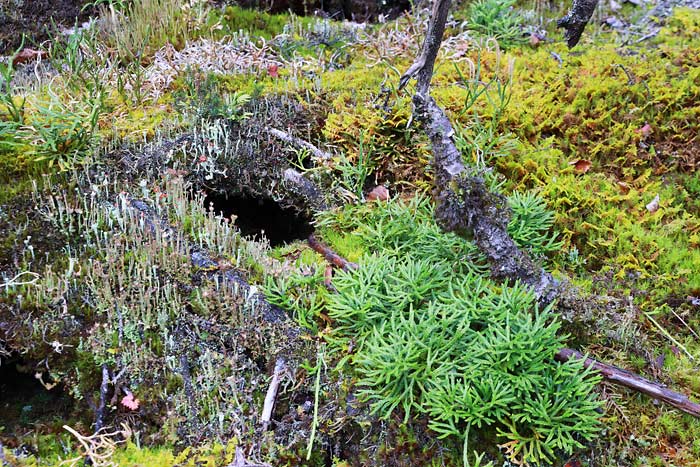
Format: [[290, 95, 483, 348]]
[[1, 0, 699, 466]]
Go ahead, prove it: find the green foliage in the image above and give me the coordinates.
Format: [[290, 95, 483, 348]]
[[305, 196, 599, 464], [0, 36, 27, 124], [24, 89, 103, 172], [466, 0, 526, 49], [508, 190, 563, 259], [325, 242, 601, 466], [99, 0, 207, 63], [174, 70, 252, 123]]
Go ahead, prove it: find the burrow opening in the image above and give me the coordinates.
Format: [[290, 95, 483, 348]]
[[0, 356, 74, 436], [203, 192, 314, 247]]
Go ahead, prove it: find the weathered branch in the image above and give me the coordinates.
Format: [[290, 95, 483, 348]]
[[557, 0, 600, 48], [556, 348, 700, 417], [400, 3, 558, 302], [400, 0, 453, 94], [308, 234, 358, 271], [265, 127, 332, 161]]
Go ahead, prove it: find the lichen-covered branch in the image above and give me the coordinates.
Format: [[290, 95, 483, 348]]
[[401, 7, 559, 301], [557, 0, 600, 47]]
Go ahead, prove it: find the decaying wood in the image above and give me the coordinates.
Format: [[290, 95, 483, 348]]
[[557, 0, 600, 48], [261, 358, 287, 431], [308, 234, 359, 271], [556, 348, 700, 417]]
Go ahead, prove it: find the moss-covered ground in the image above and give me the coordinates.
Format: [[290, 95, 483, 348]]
[[1, 1, 699, 466]]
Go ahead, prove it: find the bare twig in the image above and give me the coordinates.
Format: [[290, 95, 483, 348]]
[[308, 234, 358, 271], [261, 357, 287, 431], [555, 348, 700, 417], [557, 0, 600, 48]]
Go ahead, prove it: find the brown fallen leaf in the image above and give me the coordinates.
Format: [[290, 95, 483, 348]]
[[646, 194, 660, 213], [12, 48, 47, 66], [569, 159, 592, 173], [617, 181, 630, 194], [367, 185, 390, 201]]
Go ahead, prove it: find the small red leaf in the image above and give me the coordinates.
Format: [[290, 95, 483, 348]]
[[267, 64, 279, 78], [639, 123, 652, 138]]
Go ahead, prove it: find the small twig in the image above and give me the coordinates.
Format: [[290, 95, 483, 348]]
[[555, 348, 700, 417], [550, 52, 563, 66], [669, 308, 700, 340], [261, 357, 287, 431], [308, 234, 358, 271], [265, 127, 332, 160], [306, 345, 325, 461]]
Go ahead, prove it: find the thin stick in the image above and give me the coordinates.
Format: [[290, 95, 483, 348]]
[[306, 345, 325, 460], [555, 348, 700, 417], [308, 234, 358, 271], [261, 357, 286, 431]]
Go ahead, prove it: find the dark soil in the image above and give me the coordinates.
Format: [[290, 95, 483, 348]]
[[0, 0, 94, 55]]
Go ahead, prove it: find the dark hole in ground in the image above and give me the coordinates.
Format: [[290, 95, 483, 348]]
[[0, 356, 73, 437], [204, 192, 314, 247]]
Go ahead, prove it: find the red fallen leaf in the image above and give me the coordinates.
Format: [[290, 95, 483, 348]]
[[646, 194, 660, 213], [267, 64, 279, 78], [569, 159, 592, 173], [564, 459, 582, 467], [121, 393, 140, 411], [12, 48, 48, 66], [367, 185, 390, 201]]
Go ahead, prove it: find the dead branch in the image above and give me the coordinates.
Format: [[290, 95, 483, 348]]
[[265, 127, 333, 161], [555, 348, 700, 417], [400, 0, 558, 303], [557, 0, 600, 48], [308, 234, 358, 271], [261, 357, 287, 431]]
